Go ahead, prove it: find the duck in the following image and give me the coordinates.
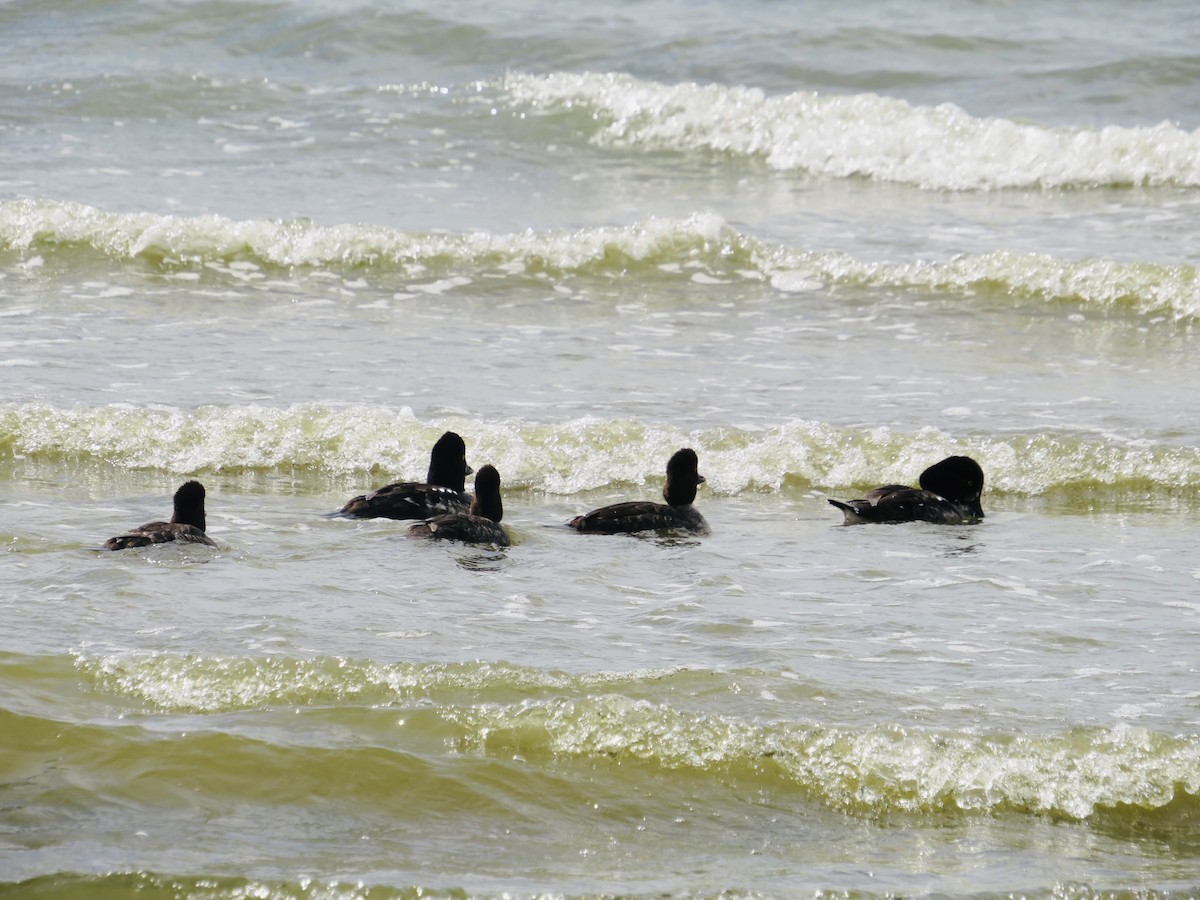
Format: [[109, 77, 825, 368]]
[[827, 455, 985, 525], [103, 480, 217, 550], [336, 431, 472, 520], [568, 448, 710, 535], [408, 465, 510, 546]]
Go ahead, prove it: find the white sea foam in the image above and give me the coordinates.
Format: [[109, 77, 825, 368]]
[[458, 694, 1200, 820], [3, 200, 1197, 320], [4, 402, 1200, 496], [504, 72, 1200, 191], [73, 651, 1200, 821]]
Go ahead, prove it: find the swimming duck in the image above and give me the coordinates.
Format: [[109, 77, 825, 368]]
[[568, 448, 710, 535], [409, 464, 510, 546], [104, 480, 217, 550], [827, 455, 985, 525], [337, 430, 472, 520]]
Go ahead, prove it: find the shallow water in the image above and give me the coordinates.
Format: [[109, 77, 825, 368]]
[[2, 0, 1200, 897]]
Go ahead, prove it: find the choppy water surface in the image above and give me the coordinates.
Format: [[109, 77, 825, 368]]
[[2, 0, 1199, 896]]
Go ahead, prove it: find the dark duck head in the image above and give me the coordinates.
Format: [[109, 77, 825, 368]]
[[662, 448, 705, 507], [170, 480, 209, 530], [469, 464, 504, 523], [919, 455, 985, 519], [427, 430, 473, 492]]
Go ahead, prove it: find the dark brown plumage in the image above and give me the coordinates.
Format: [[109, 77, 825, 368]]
[[827, 455, 985, 525], [337, 431, 472, 520], [103, 480, 217, 551], [409, 464, 509, 546], [568, 448, 710, 535]]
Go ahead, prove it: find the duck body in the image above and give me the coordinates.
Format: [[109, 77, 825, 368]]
[[828, 456, 985, 525], [410, 512, 510, 547], [827, 486, 979, 525], [409, 464, 509, 547], [104, 480, 217, 550], [337, 431, 472, 521], [339, 483, 471, 520], [104, 521, 215, 550], [568, 500, 710, 535], [568, 448, 710, 536]]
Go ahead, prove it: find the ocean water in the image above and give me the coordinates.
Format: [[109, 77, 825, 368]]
[[2, 0, 1200, 896]]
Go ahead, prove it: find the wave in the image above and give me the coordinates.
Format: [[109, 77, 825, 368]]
[[3, 401, 1200, 497], [503, 72, 1200, 191], [452, 698, 1200, 822], [0, 872, 509, 900], [9, 699, 1199, 828], [3, 200, 1197, 321], [2, 871, 1191, 900], [0, 873, 397, 900], [75, 651, 712, 713], [32, 652, 1200, 822]]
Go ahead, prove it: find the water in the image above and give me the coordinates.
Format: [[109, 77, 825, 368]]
[[2, 0, 1200, 896]]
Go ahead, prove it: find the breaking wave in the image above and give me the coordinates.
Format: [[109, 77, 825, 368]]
[[2, 401, 1199, 497], [67, 651, 1200, 823], [3, 200, 1197, 321], [504, 72, 1200, 191]]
